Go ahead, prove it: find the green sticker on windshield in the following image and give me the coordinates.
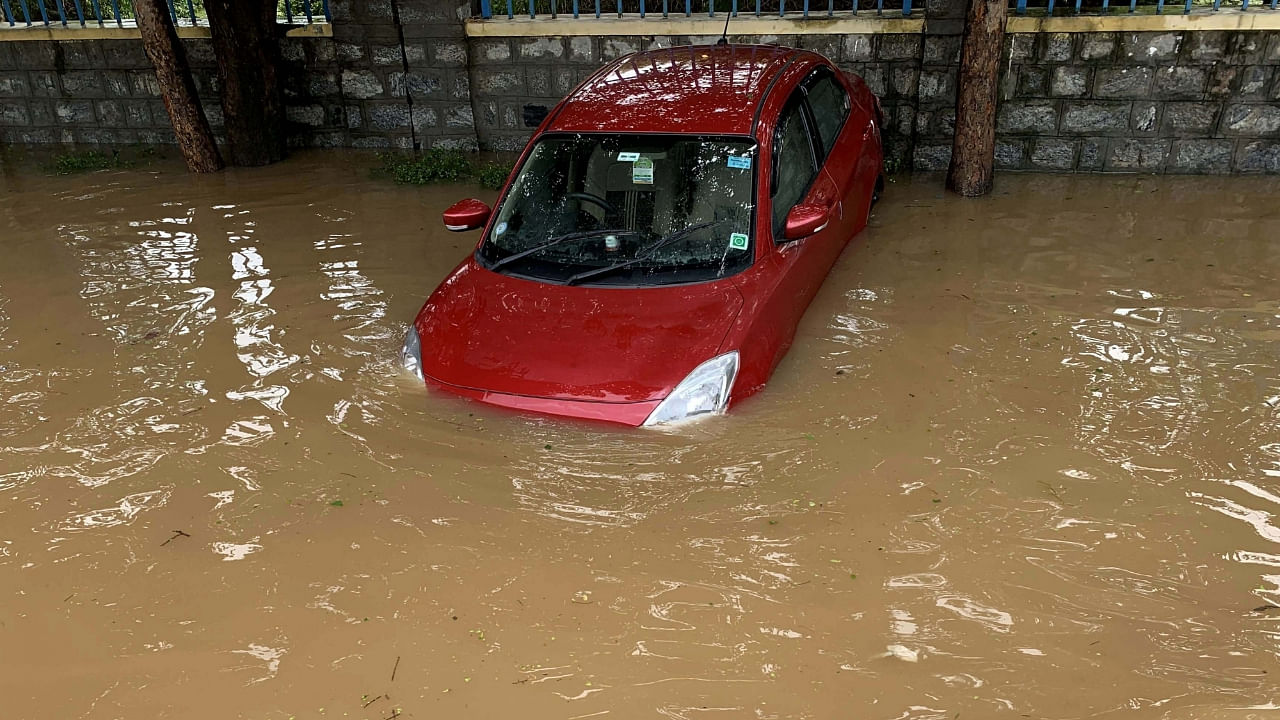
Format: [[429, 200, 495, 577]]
[[632, 157, 654, 185], [729, 232, 749, 250]]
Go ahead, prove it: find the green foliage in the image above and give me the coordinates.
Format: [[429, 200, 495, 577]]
[[51, 150, 124, 175], [476, 162, 512, 190], [376, 151, 514, 189]]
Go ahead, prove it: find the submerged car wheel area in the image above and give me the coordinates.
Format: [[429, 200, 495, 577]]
[[401, 43, 885, 427]]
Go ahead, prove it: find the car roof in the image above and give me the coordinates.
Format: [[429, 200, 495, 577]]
[[547, 44, 813, 137]]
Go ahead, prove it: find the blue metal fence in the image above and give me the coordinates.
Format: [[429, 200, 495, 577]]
[[1, 0, 331, 28], [1012, 0, 1277, 13], [479, 0, 916, 19]]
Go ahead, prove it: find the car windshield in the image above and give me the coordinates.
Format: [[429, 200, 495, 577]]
[[477, 134, 757, 286]]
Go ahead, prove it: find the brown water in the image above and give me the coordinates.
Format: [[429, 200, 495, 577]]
[[2, 153, 1279, 720]]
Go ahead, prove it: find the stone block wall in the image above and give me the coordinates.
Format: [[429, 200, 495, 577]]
[[913, 30, 1280, 173]]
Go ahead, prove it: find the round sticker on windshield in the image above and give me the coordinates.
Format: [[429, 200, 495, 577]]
[[729, 233, 749, 250], [494, 221, 508, 236]]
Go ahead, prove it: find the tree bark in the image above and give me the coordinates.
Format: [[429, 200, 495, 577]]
[[134, 0, 223, 174], [946, 0, 1007, 197], [205, 0, 287, 167]]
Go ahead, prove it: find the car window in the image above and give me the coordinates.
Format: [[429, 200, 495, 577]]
[[479, 133, 758, 286], [804, 71, 850, 161], [771, 99, 818, 240]]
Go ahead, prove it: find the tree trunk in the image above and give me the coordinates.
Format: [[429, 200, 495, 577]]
[[134, 0, 223, 174], [946, 0, 1006, 197], [205, 0, 287, 167]]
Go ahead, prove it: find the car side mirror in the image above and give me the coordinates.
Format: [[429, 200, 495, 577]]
[[443, 198, 492, 232], [782, 203, 830, 241]]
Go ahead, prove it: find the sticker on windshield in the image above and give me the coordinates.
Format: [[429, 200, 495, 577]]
[[494, 221, 508, 236], [729, 232, 749, 250], [727, 155, 752, 170], [617, 151, 640, 162], [632, 157, 654, 185]]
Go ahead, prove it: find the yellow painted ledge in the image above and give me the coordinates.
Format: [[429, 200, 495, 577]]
[[465, 14, 925, 37], [0, 22, 331, 41], [1008, 9, 1280, 32]]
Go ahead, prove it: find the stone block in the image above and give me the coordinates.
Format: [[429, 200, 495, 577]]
[[1030, 138, 1076, 170], [0, 102, 29, 127], [912, 145, 951, 172], [1237, 141, 1280, 172], [1107, 139, 1169, 171], [130, 73, 161, 97], [1079, 138, 1105, 169], [1062, 102, 1130, 134], [61, 41, 103, 68], [148, 100, 169, 127], [1162, 102, 1218, 135], [74, 128, 123, 144], [1267, 34, 1280, 63], [102, 71, 130, 97], [1079, 33, 1115, 62], [555, 69, 576, 95], [444, 105, 472, 129], [1120, 32, 1179, 63], [519, 38, 564, 61], [342, 70, 384, 99], [287, 104, 325, 126], [1169, 139, 1232, 173], [891, 67, 918, 96], [0, 73, 27, 97], [1094, 67, 1153, 98], [528, 68, 550, 96], [337, 42, 365, 62], [28, 100, 52, 126], [601, 38, 641, 60], [55, 100, 94, 125], [28, 71, 60, 98], [1154, 66, 1206, 100], [1132, 102, 1158, 133], [1227, 32, 1266, 64], [432, 40, 467, 66], [372, 45, 404, 66], [312, 41, 337, 63], [95, 99, 124, 126], [1040, 34, 1073, 62], [1050, 66, 1089, 97], [995, 140, 1026, 169], [0, 45, 15, 72], [1238, 66, 1271, 100], [1222, 104, 1280, 136], [309, 73, 340, 97], [1183, 31, 1227, 62], [389, 71, 441, 97], [13, 43, 55, 68], [997, 100, 1057, 133], [203, 104, 223, 129], [1207, 65, 1238, 99], [124, 101, 151, 128], [1007, 34, 1034, 62], [923, 35, 960, 65], [474, 68, 522, 95], [346, 106, 363, 128], [799, 35, 841, 61], [843, 34, 873, 63], [917, 70, 953, 104], [1017, 67, 1048, 97], [61, 71, 104, 97], [879, 34, 919, 61], [452, 74, 471, 100], [413, 106, 439, 131], [431, 135, 478, 152], [280, 39, 306, 63], [568, 36, 595, 64], [184, 40, 216, 67], [859, 65, 886, 97], [367, 103, 411, 130]]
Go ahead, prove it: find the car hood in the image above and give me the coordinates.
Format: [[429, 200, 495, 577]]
[[415, 260, 744, 404]]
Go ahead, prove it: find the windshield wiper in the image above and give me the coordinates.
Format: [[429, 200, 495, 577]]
[[564, 220, 729, 286], [488, 228, 636, 272]]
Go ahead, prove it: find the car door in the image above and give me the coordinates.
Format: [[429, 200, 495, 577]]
[[802, 67, 865, 244], [764, 87, 844, 366]]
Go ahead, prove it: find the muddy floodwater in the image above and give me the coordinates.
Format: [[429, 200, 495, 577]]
[[2, 153, 1279, 720]]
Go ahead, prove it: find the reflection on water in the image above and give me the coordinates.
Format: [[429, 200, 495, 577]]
[[1, 155, 1279, 719]]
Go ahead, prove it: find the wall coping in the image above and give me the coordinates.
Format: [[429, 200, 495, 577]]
[[465, 14, 926, 36], [1007, 8, 1280, 32], [0, 21, 331, 41]]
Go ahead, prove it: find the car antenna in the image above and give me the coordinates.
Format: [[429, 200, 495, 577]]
[[716, 8, 731, 45]]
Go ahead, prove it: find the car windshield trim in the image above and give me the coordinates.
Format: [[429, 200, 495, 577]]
[[478, 132, 760, 288]]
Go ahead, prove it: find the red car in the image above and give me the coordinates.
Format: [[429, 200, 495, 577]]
[[402, 43, 884, 427]]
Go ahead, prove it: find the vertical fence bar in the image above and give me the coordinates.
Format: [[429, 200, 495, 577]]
[[110, 0, 120, 25], [1128, 0, 1136, 13], [802, 0, 808, 16], [73, 0, 86, 24], [660, 0, 666, 17], [321, 0, 330, 21], [283, 0, 293, 22], [639, 0, 645, 17], [1101, 0, 1109, 13], [685, 0, 691, 17], [18, 0, 31, 26], [1155, 0, 1164, 13], [902, 0, 910, 14], [1073, 0, 1081, 13], [1182, 0, 1190, 12], [1, 0, 14, 26], [1015, 0, 1026, 15], [734, 0, 739, 16], [303, 0, 313, 23], [596, 0, 602, 18], [166, 0, 177, 23], [780, 0, 785, 16], [54, 0, 66, 26], [828, 0, 833, 15], [35, 0, 48, 26], [1241, 0, 1250, 9], [88, 0, 102, 24], [1270, 0, 1277, 12], [756, 0, 761, 15], [185, 0, 195, 25], [875, 0, 883, 16], [576, 0, 581, 18], [505, 0, 512, 19], [480, 0, 491, 18], [1047, 0, 1056, 15]]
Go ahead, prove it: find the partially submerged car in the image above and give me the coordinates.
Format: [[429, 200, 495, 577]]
[[402, 43, 884, 426]]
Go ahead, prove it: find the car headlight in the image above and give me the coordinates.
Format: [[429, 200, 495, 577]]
[[643, 351, 739, 427], [401, 324, 424, 381]]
